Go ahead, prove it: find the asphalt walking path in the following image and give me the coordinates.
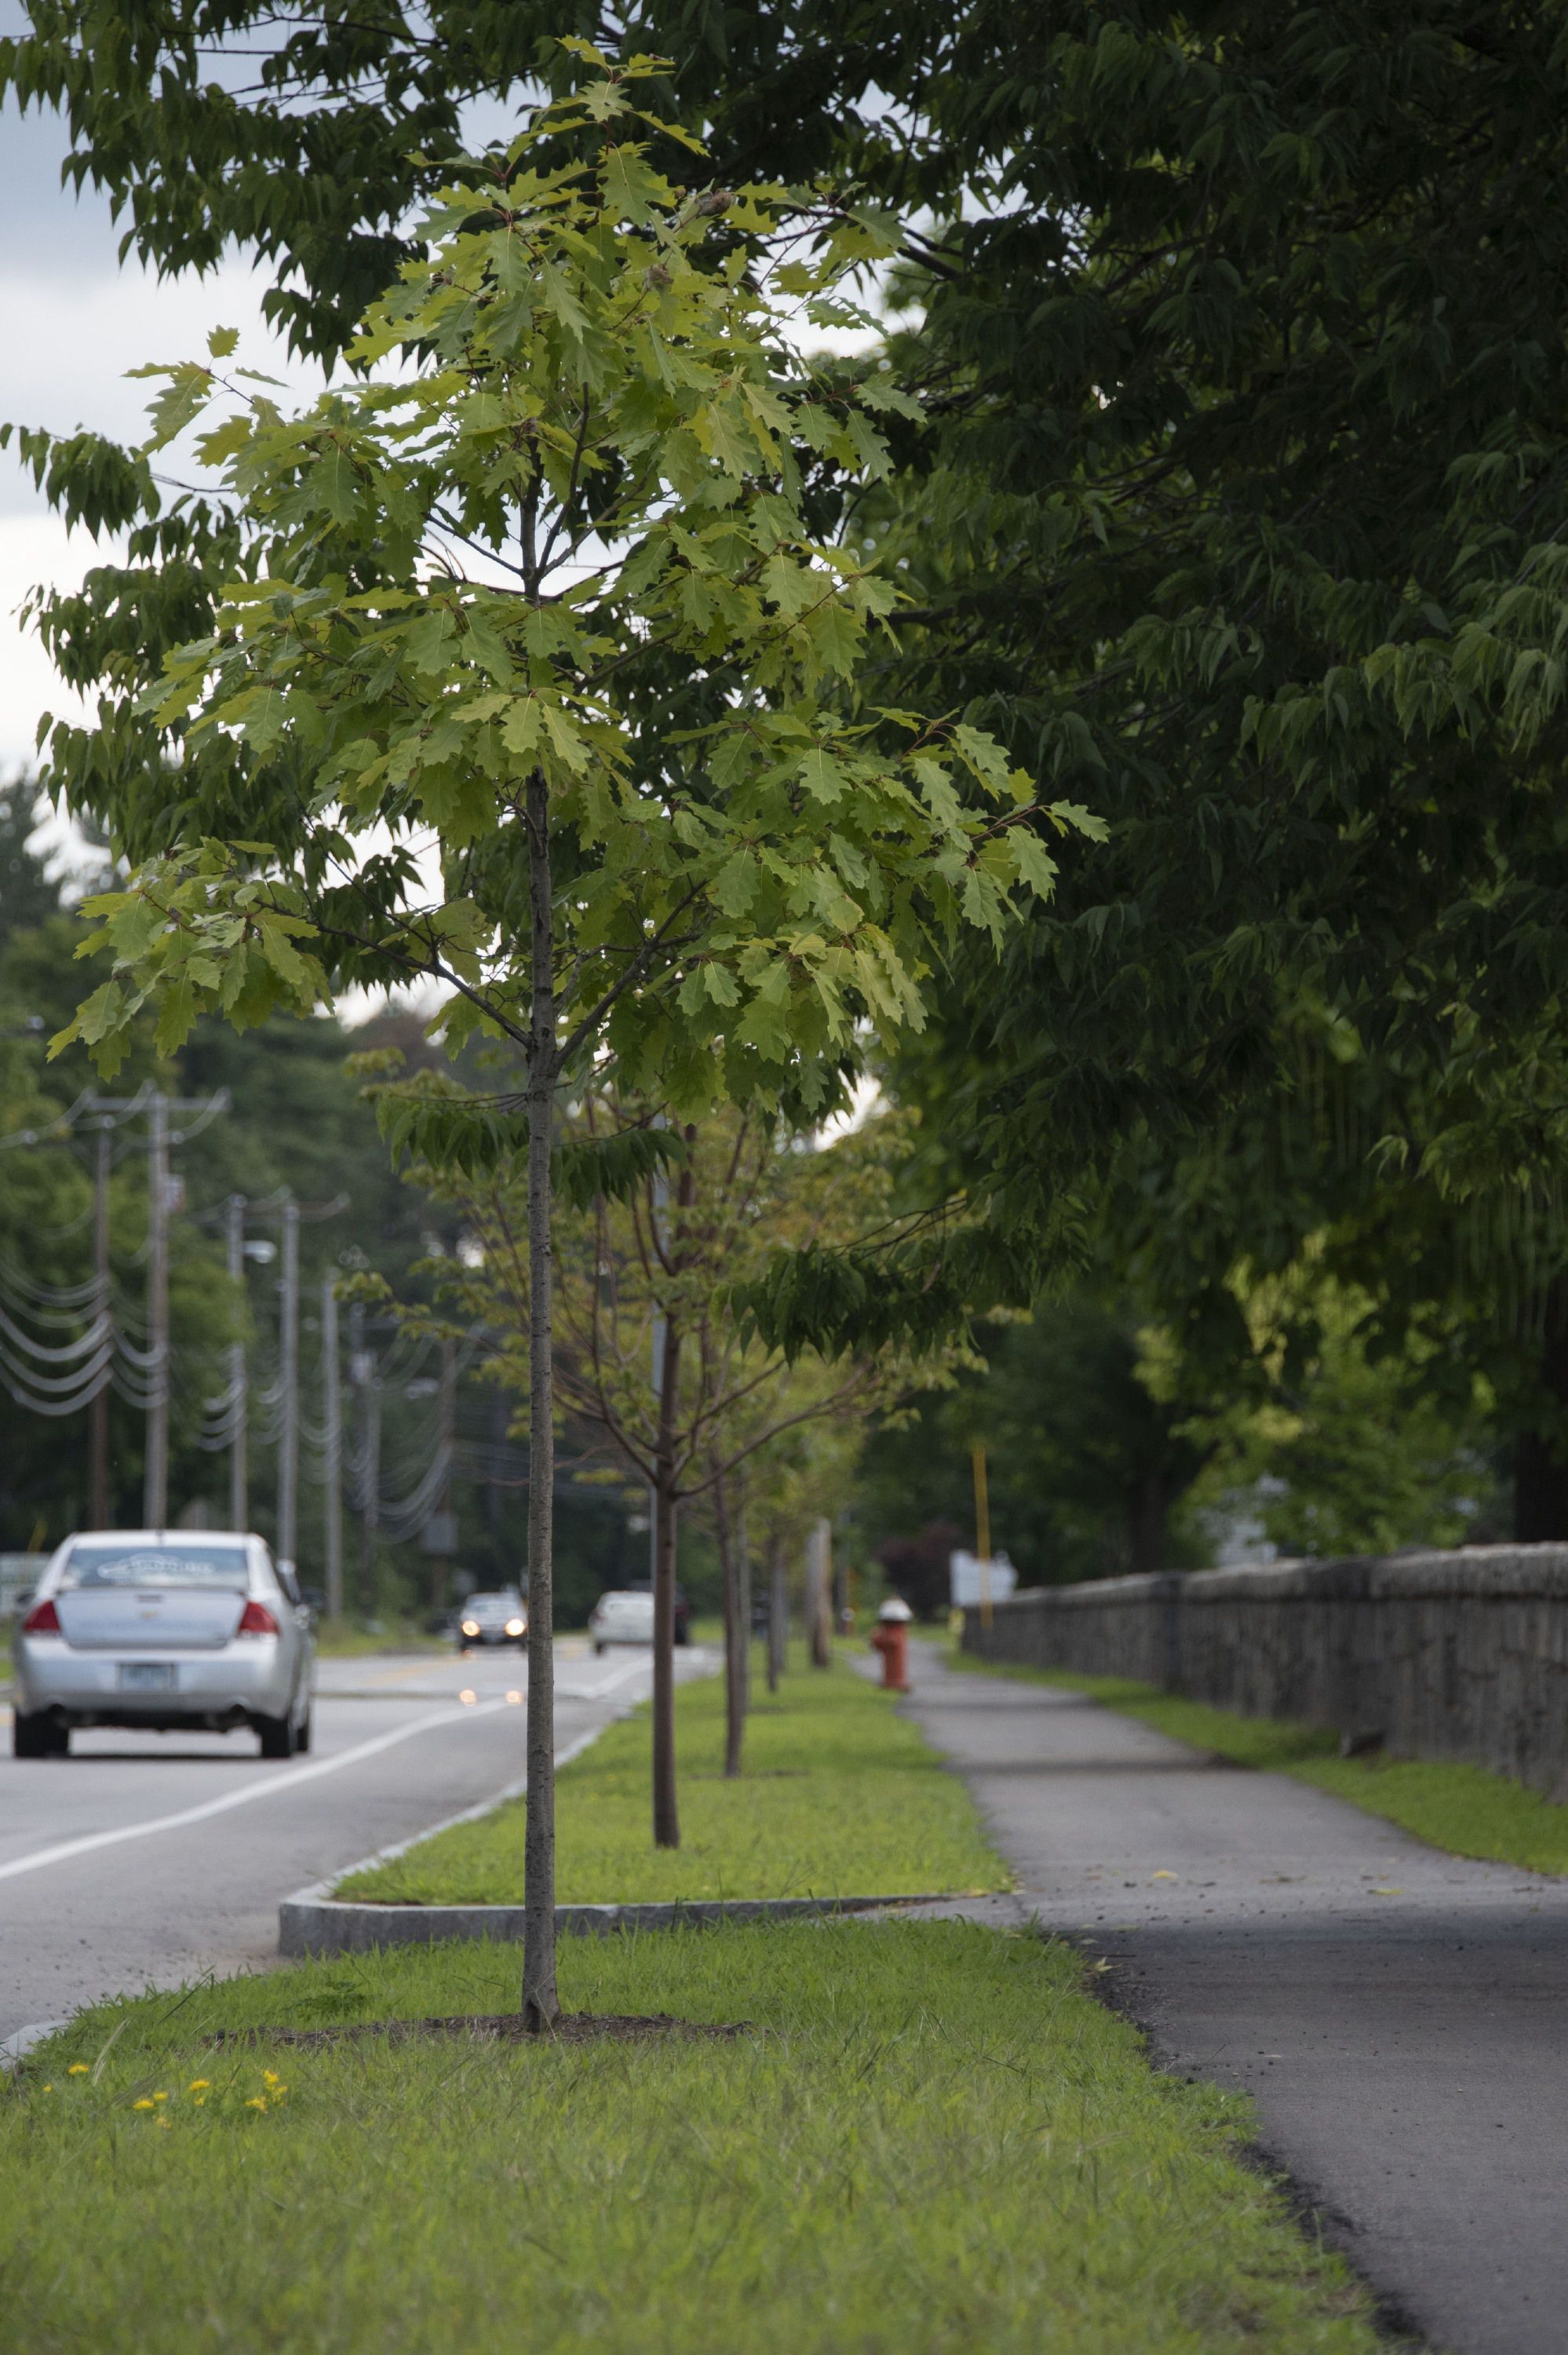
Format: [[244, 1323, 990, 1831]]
[[897, 1647, 1568, 2355]]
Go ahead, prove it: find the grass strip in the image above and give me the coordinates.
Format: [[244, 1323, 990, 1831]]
[[2, 1923, 1385, 2355], [313, 1623, 450, 1659], [950, 1648, 1568, 1875], [339, 1648, 1006, 1905]]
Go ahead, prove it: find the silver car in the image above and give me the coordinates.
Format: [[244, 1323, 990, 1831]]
[[11, 1531, 315, 1761]]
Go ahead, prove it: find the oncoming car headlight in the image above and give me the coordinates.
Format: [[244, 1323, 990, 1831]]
[[505, 1617, 525, 1637], [461, 1619, 480, 1637]]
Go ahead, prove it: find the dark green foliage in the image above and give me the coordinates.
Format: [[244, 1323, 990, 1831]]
[[14, 2, 1568, 1523], [366, 1075, 688, 1207], [0, 776, 60, 950], [857, 1295, 1213, 1591]]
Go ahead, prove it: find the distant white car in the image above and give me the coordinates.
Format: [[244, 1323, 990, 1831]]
[[588, 1588, 655, 1653], [11, 1531, 314, 1760], [456, 1590, 527, 1649]]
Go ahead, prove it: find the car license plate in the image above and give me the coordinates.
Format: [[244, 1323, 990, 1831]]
[[119, 1662, 177, 1692]]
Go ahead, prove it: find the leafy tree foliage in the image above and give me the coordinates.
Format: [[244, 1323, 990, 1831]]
[[16, 2, 1568, 1528], [0, 812, 238, 1542], [855, 1294, 1216, 1597], [0, 776, 62, 951]]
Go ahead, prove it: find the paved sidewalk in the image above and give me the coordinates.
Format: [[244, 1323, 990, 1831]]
[[897, 1647, 1568, 2355]]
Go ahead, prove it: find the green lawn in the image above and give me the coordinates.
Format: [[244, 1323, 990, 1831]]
[[340, 1650, 1006, 1905], [312, 1622, 450, 1659], [1, 1923, 1386, 2355], [952, 1650, 1568, 1876]]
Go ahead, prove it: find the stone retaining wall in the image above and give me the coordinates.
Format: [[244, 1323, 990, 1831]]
[[959, 1545, 1568, 1795]]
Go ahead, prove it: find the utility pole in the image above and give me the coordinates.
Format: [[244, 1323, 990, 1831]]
[[242, 1186, 344, 1573], [88, 1123, 111, 1529], [972, 1440, 993, 1630], [321, 1275, 342, 1619], [225, 1194, 248, 1532], [82, 1086, 229, 1532], [431, 1331, 458, 1613], [351, 1302, 379, 1617], [144, 1089, 170, 1528], [276, 1193, 300, 1568]]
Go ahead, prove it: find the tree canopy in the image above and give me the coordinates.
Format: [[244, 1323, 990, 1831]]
[[13, 2, 1568, 1526]]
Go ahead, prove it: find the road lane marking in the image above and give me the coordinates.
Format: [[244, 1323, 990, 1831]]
[[559, 1656, 651, 1700], [0, 1700, 515, 1886]]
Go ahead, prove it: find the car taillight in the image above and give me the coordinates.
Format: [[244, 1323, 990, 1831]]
[[235, 1600, 279, 1638], [21, 1597, 60, 1635]]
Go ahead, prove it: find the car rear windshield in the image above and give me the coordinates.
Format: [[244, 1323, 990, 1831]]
[[58, 1543, 251, 1592]]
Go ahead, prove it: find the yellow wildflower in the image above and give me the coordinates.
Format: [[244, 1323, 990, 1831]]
[[244, 2098, 268, 2112], [133, 2099, 156, 2112], [193, 2096, 207, 2108], [152, 2091, 168, 2103], [67, 2065, 89, 2076], [40, 2083, 53, 2093], [262, 2070, 281, 2086], [188, 2079, 210, 2093]]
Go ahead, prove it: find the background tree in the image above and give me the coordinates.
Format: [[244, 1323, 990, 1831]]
[[407, 1097, 969, 1791], [856, 1291, 1217, 1596]]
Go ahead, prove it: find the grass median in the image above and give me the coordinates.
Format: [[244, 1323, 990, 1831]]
[[951, 1649, 1568, 1876], [339, 1648, 1005, 1906], [1, 1922, 1387, 2355]]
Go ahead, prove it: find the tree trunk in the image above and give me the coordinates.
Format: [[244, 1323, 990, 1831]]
[[735, 1479, 751, 1736], [1515, 1290, 1568, 1539], [650, 1141, 695, 1849], [808, 1518, 831, 1667], [520, 771, 559, 2034], [717, 1474, 745, 1779], [651, 1455, 680, 1846], [767, 1530, 786, 1692]]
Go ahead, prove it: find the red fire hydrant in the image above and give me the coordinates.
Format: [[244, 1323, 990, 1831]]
[[870, 1597, 913, 1692]]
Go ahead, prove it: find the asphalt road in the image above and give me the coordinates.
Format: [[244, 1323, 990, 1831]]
[[0, 1638, 699, 2049], [901, 1648, 1568, 2355]]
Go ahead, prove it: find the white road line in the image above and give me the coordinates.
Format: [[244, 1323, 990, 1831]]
[[0, 1700, 515, 1886], [558, 1656, 651, 1701]]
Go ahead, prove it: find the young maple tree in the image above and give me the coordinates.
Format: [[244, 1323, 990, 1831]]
[[414, 1096, 965, 1793], [46, 49, 1093, 2028]]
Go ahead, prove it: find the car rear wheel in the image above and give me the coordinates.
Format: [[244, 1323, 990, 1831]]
[[13, 1711, 67, 1758], [256, 1714, 294, 1760], [294, 1707, 312, 1754]]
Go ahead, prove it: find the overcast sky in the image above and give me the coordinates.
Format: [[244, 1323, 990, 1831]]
[[0, 0, 334, 786]]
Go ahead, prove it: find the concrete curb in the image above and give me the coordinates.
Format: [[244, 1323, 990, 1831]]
[[279, 1886, 968, 1956], [278, 1692, 962, 1956], [0, 2019, 71, 2071]]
